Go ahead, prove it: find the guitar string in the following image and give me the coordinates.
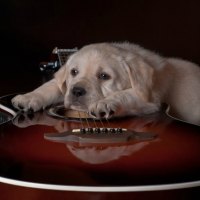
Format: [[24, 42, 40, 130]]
[[77, 111, 109, 131], [91, 116, 99, 129], [77, 111, 85, 130], [81, 79, 116, 131], [105, 117, 111, 128], [58, 51, 70, 66], [99, 117, 105, 129], [95, 89, 112, 129], [77, 110, 100, 131], [84, 112, 91, 129], [89, 92, 112, 130], [77, 110, 101, 132]]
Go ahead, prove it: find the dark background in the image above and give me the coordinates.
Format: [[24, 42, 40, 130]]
[[1, 1, 200, 197], [0, 0, 200, 92]]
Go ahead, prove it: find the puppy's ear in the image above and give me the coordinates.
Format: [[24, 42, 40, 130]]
[[123, 57, 154, 102], [54, 66, 68, 94]]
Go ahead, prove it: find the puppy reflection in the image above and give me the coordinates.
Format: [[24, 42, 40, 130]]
[[44, 131, 157, 164], [13, 111, 81, 132], [13, 111, 160, 165], [67, 143, 149, 164]]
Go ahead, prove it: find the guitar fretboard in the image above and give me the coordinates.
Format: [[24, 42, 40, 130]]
[[53, 47, 78, 66]]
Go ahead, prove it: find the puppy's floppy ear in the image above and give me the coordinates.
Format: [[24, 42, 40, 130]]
[[123, 56, 154, 102], [54, 66, 68, 94]]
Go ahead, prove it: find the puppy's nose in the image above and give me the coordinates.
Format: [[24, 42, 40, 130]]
[[72, 87, 86, 97]]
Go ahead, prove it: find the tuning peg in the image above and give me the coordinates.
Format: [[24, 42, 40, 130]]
[[39, 61, 60, 72]]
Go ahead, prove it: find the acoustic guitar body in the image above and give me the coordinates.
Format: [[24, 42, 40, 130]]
[[0, 94, 200, 192]]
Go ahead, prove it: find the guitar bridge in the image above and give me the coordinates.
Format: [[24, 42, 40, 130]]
[[72, 127, 126, 134], [45, 128, 157, 144]]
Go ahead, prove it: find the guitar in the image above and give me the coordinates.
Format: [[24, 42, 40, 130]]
[[39, 47, 78, 73], [0, 48, 200, 192]]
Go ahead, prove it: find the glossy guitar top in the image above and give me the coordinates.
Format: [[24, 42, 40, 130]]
[[0, 94, 200, 192]]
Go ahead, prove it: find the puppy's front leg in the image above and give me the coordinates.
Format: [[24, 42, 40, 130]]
[[12, 79, 63, 112], [88, 89, 160, 118]]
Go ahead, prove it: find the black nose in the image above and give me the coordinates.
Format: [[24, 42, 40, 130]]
[[72, 86, 86, 97]]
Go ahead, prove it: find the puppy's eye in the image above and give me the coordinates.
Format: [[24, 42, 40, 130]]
[[98, 72, 111, 80], [71, 68, 79, 76]]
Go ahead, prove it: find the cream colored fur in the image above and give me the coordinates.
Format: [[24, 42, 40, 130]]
[[12, 42, 200, 124]]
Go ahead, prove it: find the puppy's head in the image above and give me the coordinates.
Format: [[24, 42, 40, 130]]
[[55, 43, 154, 112]]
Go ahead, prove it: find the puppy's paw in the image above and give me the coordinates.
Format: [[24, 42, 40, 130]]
[[12, 93, 44, 112], [13, 112, 37, 128], [88, 99, 118, 119]]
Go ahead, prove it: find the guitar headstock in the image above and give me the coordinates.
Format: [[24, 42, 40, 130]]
[[39, 47, 78, 73]]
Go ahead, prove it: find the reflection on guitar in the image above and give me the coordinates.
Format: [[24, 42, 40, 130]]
[[12, 109, 159, 164]]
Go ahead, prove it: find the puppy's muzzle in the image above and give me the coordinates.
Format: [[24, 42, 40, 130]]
[[72, 86, 87, 97]]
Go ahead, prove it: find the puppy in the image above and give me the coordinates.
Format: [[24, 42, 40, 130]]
[[12, 42, 200, 124]]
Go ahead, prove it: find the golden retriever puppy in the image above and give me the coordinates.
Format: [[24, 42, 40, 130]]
[[12, 42, 200, 124]]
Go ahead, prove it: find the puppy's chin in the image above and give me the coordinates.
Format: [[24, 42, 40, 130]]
[[70, 105, 87, 112], [65, 100, 87, 112]]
